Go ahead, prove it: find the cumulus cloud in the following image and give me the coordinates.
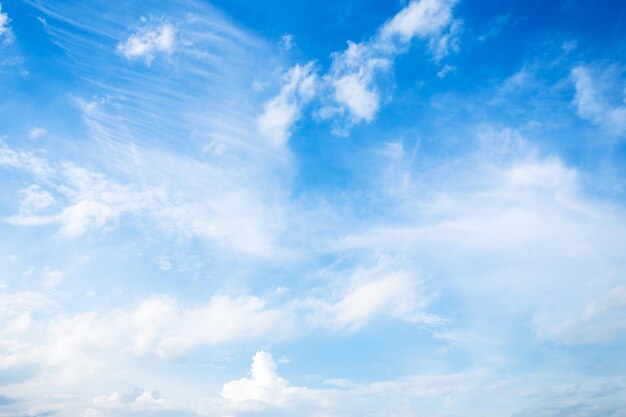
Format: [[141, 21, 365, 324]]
[[572, 65, 626, 134], [260, 0, 460, 142], [117, 22, 176, 63], [221, 351, 305, 405]]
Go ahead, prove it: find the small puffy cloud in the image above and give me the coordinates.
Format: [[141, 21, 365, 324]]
[[117, 22, 176, 63], [126, 295, 294, 358], [221, 351, 305, 406], [260, 0, 460, 142], [280, 34, 295, 51], [332, 73, 381, 122], [257, 62, 317, 147], [0, 137, 51, 177], [28, 127, 47, 140], [571, 64, 626, 134], [437, 64, 456, 78]]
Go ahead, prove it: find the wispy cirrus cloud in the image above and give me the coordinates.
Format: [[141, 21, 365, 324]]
[[572, 64, 626, 135]]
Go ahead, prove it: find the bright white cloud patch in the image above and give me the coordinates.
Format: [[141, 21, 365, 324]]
[[222, 351, 304, 405], [260, 0, 460, 142], [380, 0, 456, 42], [117, 22, 176, 63], [0, 3, 12, 42], [300, 259, 439, 332]]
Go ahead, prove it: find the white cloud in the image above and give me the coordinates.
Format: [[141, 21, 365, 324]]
[[332, 73, 380, 122], [572, 65, 626, 134], [92, 388, 168, 408], [2, 142, 286, 256], [0, 292, 295, 398], [218, 352, 626, 417], [380, 0, 456, 43], [299, 258, 439, 332], [325, 0, 458, 125], [28, 127, 47, 140], [259, 0, 460, 142], [18, 185, 54, 214], [0, 3, 14, 44], [117, 22, 176, 63], [257, 62, 317, 146], [436, 64, 456, 78], [221, 351, 305, 405], [280, 34, 295, 51], [0, 137, 51, 177], [333, 127, 626, 344]]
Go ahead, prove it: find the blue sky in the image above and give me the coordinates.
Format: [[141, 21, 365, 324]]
[[1, 0, 626, 416]]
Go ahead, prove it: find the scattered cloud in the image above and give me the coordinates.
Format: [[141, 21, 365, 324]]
[[117, 22, 176, 63], [259, 0, 460, 141], [28, 127, 47, 140], [257, 62, 317, 146], [0, 3, 14, 44], [280, 34, 295, 51], [572, 64, 626, 134], [436, 63, 456, 78]]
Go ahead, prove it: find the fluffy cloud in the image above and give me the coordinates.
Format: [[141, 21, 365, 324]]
[[259, 0, 460, 141], [221, 351, 305, 406], [219, 351, 626, 417], [380, 0, 456, 44], [117, 22, 176, 63], [1, 140, 285, 256], [257, 62, 317, 146], [572, 65, 626, 134], [324, 0, 458, 125]]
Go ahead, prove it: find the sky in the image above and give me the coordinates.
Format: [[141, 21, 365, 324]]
[[1, 0, 626, 416]]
